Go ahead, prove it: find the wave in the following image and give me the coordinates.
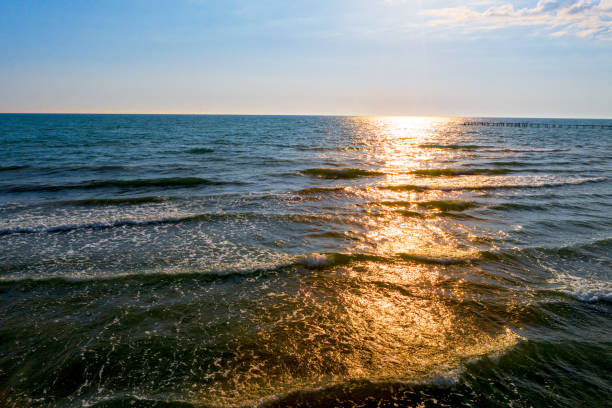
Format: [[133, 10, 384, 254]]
[[377, 184, 426, 192], [489, 202, 548, 211], [489, 201, 588, 212], [395, 210, 423, 218], [0, 250, 472, 283], [297, 252, 389, 268], [372, 208, 479, 220], [259, 337, 612, 408], [301, 168, 385, 179], [398, 253, 475, 265], [300, 250, 498, 268], [440, 177, 607, 191], [418, 143, 484, 150], [481, 237, 612, 263], [296, 186, 347, 195], [6, 238, 610, 284], [297, 183, 424, 195], [0, 261, 298, 285], [299, 251, 480, 267], [417, 200, 479, 211], [3, 231, 609, 272], [565, 284, 612, 304], [292, 145, 362, 152], [411, 168, 512, 177], [483, 147, 571, 153], [552, 273, 612, 304], [482, 160, 581, 169], [397, 238, 611, 268], [89, 397, 195, 408], [305, 231, 349, 239], [396, 238, 612, 268], [52, 352, 530, 408], [380, 200, 478, 212], [63, 165, 130, 171], [245, 156, 298, 166], [376, 182, 576, 194], [63, 368, 487, 408], [579, 237, 612, 251], [259, 380, 460, 408], [61, 196, 174, 206], [6, 177, 238, 192], [8, 164, 134, 173], [486, 161, 530, 167], [0, 165, 29, 172], [0, 253, 368, 285], [186, 147, 214, 154], [23, 336, 608, 408], [0, 212, 323, 236]]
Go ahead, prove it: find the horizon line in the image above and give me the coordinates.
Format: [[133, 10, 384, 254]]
[[1, 112, 611, 120]]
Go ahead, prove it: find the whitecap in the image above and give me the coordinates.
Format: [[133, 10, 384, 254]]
[[553, 274, 612, 303], [299, 253, 333, 267]]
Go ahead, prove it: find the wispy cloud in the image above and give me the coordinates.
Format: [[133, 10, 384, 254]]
[[419, 0, 612, 40]]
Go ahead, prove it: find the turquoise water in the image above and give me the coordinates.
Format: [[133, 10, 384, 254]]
[[0, 114, 611, 407]]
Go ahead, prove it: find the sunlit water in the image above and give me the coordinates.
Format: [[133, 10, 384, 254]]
[[0, 114, 611, 407]]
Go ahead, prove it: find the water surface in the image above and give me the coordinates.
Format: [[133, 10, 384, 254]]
[[1, 114, 611, 407]]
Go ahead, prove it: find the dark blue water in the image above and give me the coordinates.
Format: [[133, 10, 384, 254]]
[[1, 114, 611, 407]]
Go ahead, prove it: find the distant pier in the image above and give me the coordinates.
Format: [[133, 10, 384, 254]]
[[462, 121, 612, 130]]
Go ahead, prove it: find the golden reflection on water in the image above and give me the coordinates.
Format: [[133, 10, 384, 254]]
[[367, 116, 453, 175], [352, 117, 482, 261], [200, 117, 520, 406]]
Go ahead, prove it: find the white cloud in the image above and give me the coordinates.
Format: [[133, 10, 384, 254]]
[[419, 0, 612, 40]]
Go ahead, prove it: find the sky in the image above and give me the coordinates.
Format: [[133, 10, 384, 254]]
[[1, 0, 611, 117]]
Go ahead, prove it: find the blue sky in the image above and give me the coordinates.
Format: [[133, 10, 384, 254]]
[[1, 0, 611, 117]]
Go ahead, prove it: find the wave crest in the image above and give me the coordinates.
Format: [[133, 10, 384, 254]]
[[61, 196, 174, 206], [301, 168, 385, 179], [186, 147, 214, 154], [419, 143, 484, 150], [377, 184, 426, 192], [296, 186, 346, 195], [0, 212, 322, 236], [554, 274, 612, 303], [380, 200, 478, 212], [7, 177, 238, 192], [0, 165, 29, 172], [411, 168, 512, 177]]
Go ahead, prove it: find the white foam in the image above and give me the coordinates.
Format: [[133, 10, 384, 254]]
[[419, 175, 607, 192], [299, 253, 332, 267], [426, 366, 464, 386], [554, 274, 612, 303]]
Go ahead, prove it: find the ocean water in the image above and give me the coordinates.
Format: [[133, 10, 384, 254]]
[[0, 114, 611, 408]]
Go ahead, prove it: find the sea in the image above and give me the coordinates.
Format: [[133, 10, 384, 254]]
[[0, 114, 610, 408]]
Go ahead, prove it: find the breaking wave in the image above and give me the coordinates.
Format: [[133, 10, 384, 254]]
[[0, 212, 323, 236]]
